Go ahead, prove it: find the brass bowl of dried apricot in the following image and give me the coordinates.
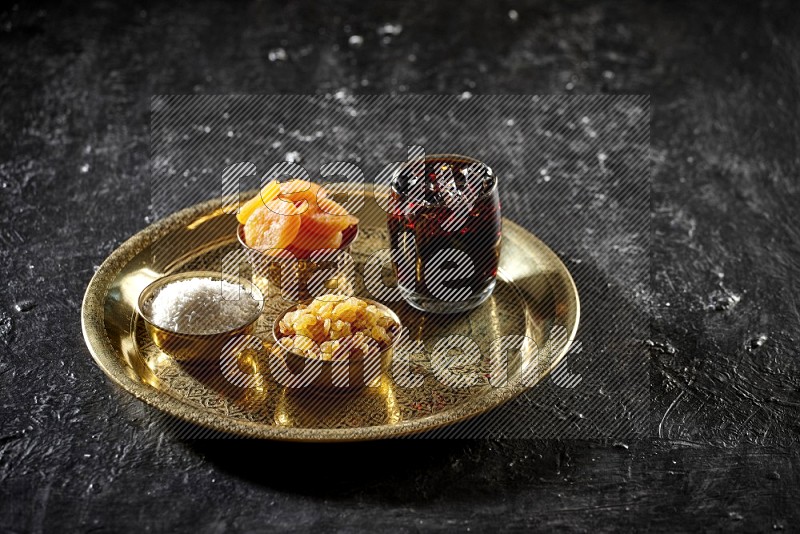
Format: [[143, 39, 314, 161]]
[[236, 179, 359, 297], [271, 295, 401, 391]]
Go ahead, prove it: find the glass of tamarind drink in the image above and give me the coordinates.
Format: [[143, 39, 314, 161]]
[[387, 154, 502, 314]]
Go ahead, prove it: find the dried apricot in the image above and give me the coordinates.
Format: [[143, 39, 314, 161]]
[[236, 180, 281, 225], [300, 197, 359, 235], [243, 199, 301, 250], [239, 178, 359, 253], [276, 179, 323, 214]]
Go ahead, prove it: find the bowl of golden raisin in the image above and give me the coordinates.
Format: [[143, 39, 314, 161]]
[[271, 294, 401, 390]]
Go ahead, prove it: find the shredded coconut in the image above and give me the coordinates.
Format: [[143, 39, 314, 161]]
[[147, 277, 260, 335]]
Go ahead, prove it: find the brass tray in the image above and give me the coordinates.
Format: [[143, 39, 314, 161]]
[[81, 190, 579, 441]]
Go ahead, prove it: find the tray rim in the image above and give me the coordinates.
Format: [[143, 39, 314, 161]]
[[81, 195, 581, 441]]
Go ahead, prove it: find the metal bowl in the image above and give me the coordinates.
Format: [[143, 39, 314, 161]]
[[271, 297, 401, 391], [137, 271, 264, 362], [237, 223, 358, 299]]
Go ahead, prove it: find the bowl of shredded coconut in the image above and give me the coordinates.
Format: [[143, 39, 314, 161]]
[[137, 271, 264, 361]]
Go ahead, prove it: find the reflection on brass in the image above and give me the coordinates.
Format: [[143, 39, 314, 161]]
[[81, 189, 580, 441]]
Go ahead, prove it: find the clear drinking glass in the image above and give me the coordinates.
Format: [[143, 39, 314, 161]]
[[387, 154, 502, 314]]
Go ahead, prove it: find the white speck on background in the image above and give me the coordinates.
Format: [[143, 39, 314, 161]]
[[377, 23, 403, 36], [268, 48, 288, 62]]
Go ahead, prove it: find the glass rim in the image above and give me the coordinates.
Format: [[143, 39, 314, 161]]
[[390, 153, 498, 198]]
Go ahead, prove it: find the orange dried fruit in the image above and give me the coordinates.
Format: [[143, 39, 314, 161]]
[[239, 178, 359, 253], [243, 199, 301, 250], [236, 180, 281, 225], [276, 179, 323, 214], [300, 198, 359, 235]]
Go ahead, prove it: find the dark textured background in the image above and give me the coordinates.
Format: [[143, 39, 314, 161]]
[[1, 0, 799, 531]]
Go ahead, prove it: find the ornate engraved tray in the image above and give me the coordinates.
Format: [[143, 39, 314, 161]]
[[81, 190, 579, 441]]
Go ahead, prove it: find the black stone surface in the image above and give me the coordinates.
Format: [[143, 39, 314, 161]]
[[1, 0, 799, 531]]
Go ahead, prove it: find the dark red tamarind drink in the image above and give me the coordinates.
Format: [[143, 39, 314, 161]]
[[388, 154, 502, 313]]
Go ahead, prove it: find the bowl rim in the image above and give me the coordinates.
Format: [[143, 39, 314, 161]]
[[271, 295, 402, 365], [136, 270, 265, 337]]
